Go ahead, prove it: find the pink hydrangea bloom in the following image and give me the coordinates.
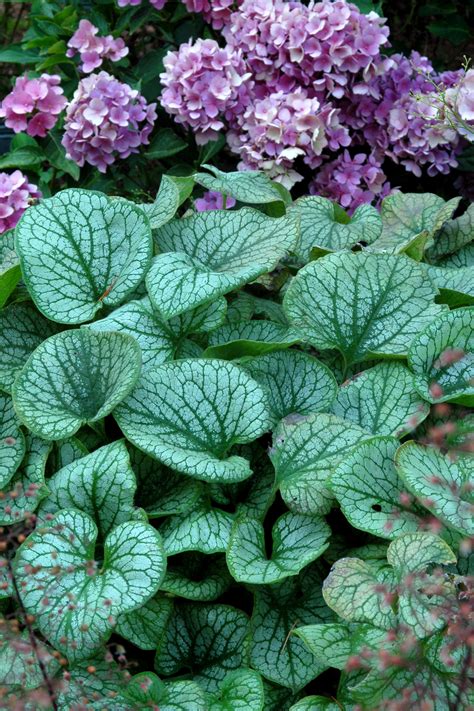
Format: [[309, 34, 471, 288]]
[[160, 38, 251, 144], [223, 0, 389, 93], [159, 0, 462, 209], [195, 190, 237, 210], [67, 20, 128, 74], [0, 170, 41, 234], [310, 151, 390, 210], [62, 71, 157, 172], [183, 0, 239, 30], [228, 88, 349, 187], [117, 0, 167, 8], [0, 74, 66, 137]]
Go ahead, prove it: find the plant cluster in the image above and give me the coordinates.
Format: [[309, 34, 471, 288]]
[[0, 166, 473, 709], [0, 0, 473, 232]]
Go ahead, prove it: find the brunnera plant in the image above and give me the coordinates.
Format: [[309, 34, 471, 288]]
[[0, 167, 473, 710]]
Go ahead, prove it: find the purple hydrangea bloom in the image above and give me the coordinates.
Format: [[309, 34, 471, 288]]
[[160, 38, 251, 144], [227, 88, 349, 187], [0, 170, 41, 234], [0, 74, 66, 137], [222, 0, 389, 93], [67, 20, 129, 74], [182, 0, 238, 29], [340, 52, 462, 178], [159, 0, 463, 209], [62, 72, 157, 173], [310, 150, 390, 211], [195, 190, 237, 210]]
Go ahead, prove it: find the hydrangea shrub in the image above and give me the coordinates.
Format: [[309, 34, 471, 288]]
[[0, 168, 472, 709], [0, 0, 472, 228]]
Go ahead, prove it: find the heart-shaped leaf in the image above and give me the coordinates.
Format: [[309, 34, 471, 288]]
[[89, 296, 226, 370], [15, 189, 152, 324], [146, 209, 298, 318], [226, 292, 288, 325], [347, 660, 469, 710], [13, 329, 142, 440], [115, 359, 272, 483], [290, 196, 382, 260], [125, 673, 207, 711], [129, 446, 202, 518], [0, 433, 50, 525], [372, 193, 460, 254], [194, 165, 285, 205], [386, 532, 457, 638], [123, 672, 206, 710], [15, 509, 166, 662], [207, 668, 265, 711], [162, 554, 231, 601], [48, 436, 88, 471], [322, 557, 396, 629], [438, 242, 474, 269], [159, 499, 233, 555], [396, 441, 474, 535], [283, 252, 442, 369], [0, 629, 58, 689], [249, 566, 333, 691], [408, 307, 474, 405], [329, 437, 425, 539], [0, 230, 21, 308], [155, 603, 249, 692], [203, 320, 299, 359], [55, 655, 132, 710], [332, 362, 429, 436], [0, 392, 25, 489], [427, 203, 474, 261], [140, 174, 182, 230], [424, 263, 474, 307], [36, 441, 138, 537], [116, 595, 173, 650], [226, 513, 330, 584], [270, 413, 373, 514], [241, 350, 337, 423], [0, 302, 61, 393], [295, 622, 387, 671]]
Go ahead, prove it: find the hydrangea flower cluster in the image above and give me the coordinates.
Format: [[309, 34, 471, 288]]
[[62, 71, 157, 172], [310, 150, 391, 208], [445, 69, 474, 142], [160, 39, 251, 144], [161, 0, 466, 208], [195, 190, 236, 210], [183, 0, 238, 30], [0, 170, 41, 234], [222, 0, 390, 93], [342, 52, 463, 179], [66, 20, 128, 74], [0, 74, 66, 137], [227, 89, 349, 186]]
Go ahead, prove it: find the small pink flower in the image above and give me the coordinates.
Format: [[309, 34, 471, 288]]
[[195, 191, 236, 210], [0, 170, 41, 234], [0, 74, 66, 137], [67, 19, 129, 74]]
